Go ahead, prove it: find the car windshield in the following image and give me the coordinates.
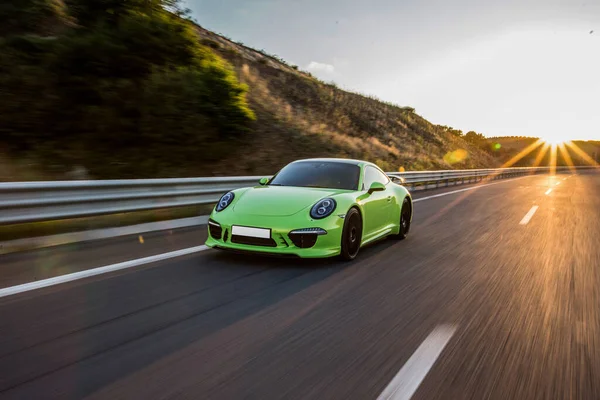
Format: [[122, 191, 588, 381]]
[[269, 161, 360, 190]]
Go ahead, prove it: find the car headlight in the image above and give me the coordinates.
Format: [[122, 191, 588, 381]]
[[215, 192, 235, 212], [310, 198, 336, 219]]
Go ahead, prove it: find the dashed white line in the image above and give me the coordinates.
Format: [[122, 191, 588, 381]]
[[0, 245, 209, 298], [377, 325, 457, 400], [545, 188, 553, 195], [555, 182, 560, 186], [519, 206, 539, 225]]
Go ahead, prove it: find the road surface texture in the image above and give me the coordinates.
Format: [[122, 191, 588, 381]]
[[1, 172, 599, 399]]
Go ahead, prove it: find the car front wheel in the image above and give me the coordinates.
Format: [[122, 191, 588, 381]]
[[340, 208, 362, 261]]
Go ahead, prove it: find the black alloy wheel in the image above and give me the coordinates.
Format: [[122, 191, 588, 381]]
[[392, 197, 411, 240], [340, 208, 362, 261]]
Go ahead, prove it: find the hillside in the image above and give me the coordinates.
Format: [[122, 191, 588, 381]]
[[192, 25, 497, 175], [0, 0, 519, 181]]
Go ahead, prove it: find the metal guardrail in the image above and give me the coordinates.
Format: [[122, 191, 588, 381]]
[[0, 166, 595, 225]]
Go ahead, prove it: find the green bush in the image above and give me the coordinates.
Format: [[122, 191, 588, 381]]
[[0, 36, 57, 151], [0, 0, 254, 178]]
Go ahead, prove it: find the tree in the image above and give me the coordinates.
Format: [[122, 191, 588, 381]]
[[0, 0, 255, 177], [0, 0, 69, 36], [464, 131, 485, 144], [64, 0, 184, 27]]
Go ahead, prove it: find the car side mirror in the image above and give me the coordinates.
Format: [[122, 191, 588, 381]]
[[259, 177, 270, 186], [390, 176, 406, 185], [368, 181, 386, 194]]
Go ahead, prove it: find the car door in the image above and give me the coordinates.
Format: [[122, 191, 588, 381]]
[[361, 166, 393, 238]]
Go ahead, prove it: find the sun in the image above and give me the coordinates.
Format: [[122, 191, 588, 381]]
[[537, 134, 565, 145]]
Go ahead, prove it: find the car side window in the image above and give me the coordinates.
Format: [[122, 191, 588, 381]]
[[363, 166, 389, 190]]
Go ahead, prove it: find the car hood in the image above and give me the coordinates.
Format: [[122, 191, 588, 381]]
[[233, 186, 342, 217]]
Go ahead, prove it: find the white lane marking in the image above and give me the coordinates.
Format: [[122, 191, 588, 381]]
[[377, 325, 457, 400], [412, 176, 530, 203], [0, 245, 209, 299], [556, 182, 560, 186], [519, 206, 539, 225], [545, 188, 553, 195]]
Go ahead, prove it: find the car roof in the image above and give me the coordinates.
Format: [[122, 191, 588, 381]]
[[292, 158, 376, 168]]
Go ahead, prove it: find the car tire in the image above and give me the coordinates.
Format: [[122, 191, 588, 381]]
[[392, 197, 411, 240], [340, 208, 362, 261]]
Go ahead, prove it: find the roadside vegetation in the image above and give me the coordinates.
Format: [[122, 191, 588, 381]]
[[0, 0, 254, 179], [188, 26, 499, 175], [1, 1, 597, 181]]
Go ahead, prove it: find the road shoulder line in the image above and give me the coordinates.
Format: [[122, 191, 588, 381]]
[[0, 245, 209, 299]]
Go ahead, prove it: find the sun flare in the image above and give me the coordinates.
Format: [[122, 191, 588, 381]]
[[538, 134, 565, 145]]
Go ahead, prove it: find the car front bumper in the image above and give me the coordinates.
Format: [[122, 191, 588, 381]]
[[204, 212, 345, 258]]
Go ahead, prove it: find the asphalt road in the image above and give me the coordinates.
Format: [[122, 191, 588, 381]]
[[1, 172, 599, 399]]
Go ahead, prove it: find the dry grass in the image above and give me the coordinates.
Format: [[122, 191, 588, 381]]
[[201, 36, 498, 175], [0, 151, 58, 182]]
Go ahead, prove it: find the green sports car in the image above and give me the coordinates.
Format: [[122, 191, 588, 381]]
[[205, 158, 413, 260]]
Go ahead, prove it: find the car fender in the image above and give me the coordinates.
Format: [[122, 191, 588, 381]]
[[394, 185, 413, 221], [385, 184, 412, 227], [325, 192, 363, 220], [213, 186, 253, 214]]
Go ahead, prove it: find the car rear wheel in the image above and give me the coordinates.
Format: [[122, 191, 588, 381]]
[[392, 197, 411, 240], [340, 208, 362, 261]]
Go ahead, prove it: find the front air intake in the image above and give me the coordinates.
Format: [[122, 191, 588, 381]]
[[288, 228, 326, 249], [208, 219, 222, 240], [288, 233, 318, 248]]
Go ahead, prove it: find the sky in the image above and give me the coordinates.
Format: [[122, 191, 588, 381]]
[[188, 0, 599, 141]]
